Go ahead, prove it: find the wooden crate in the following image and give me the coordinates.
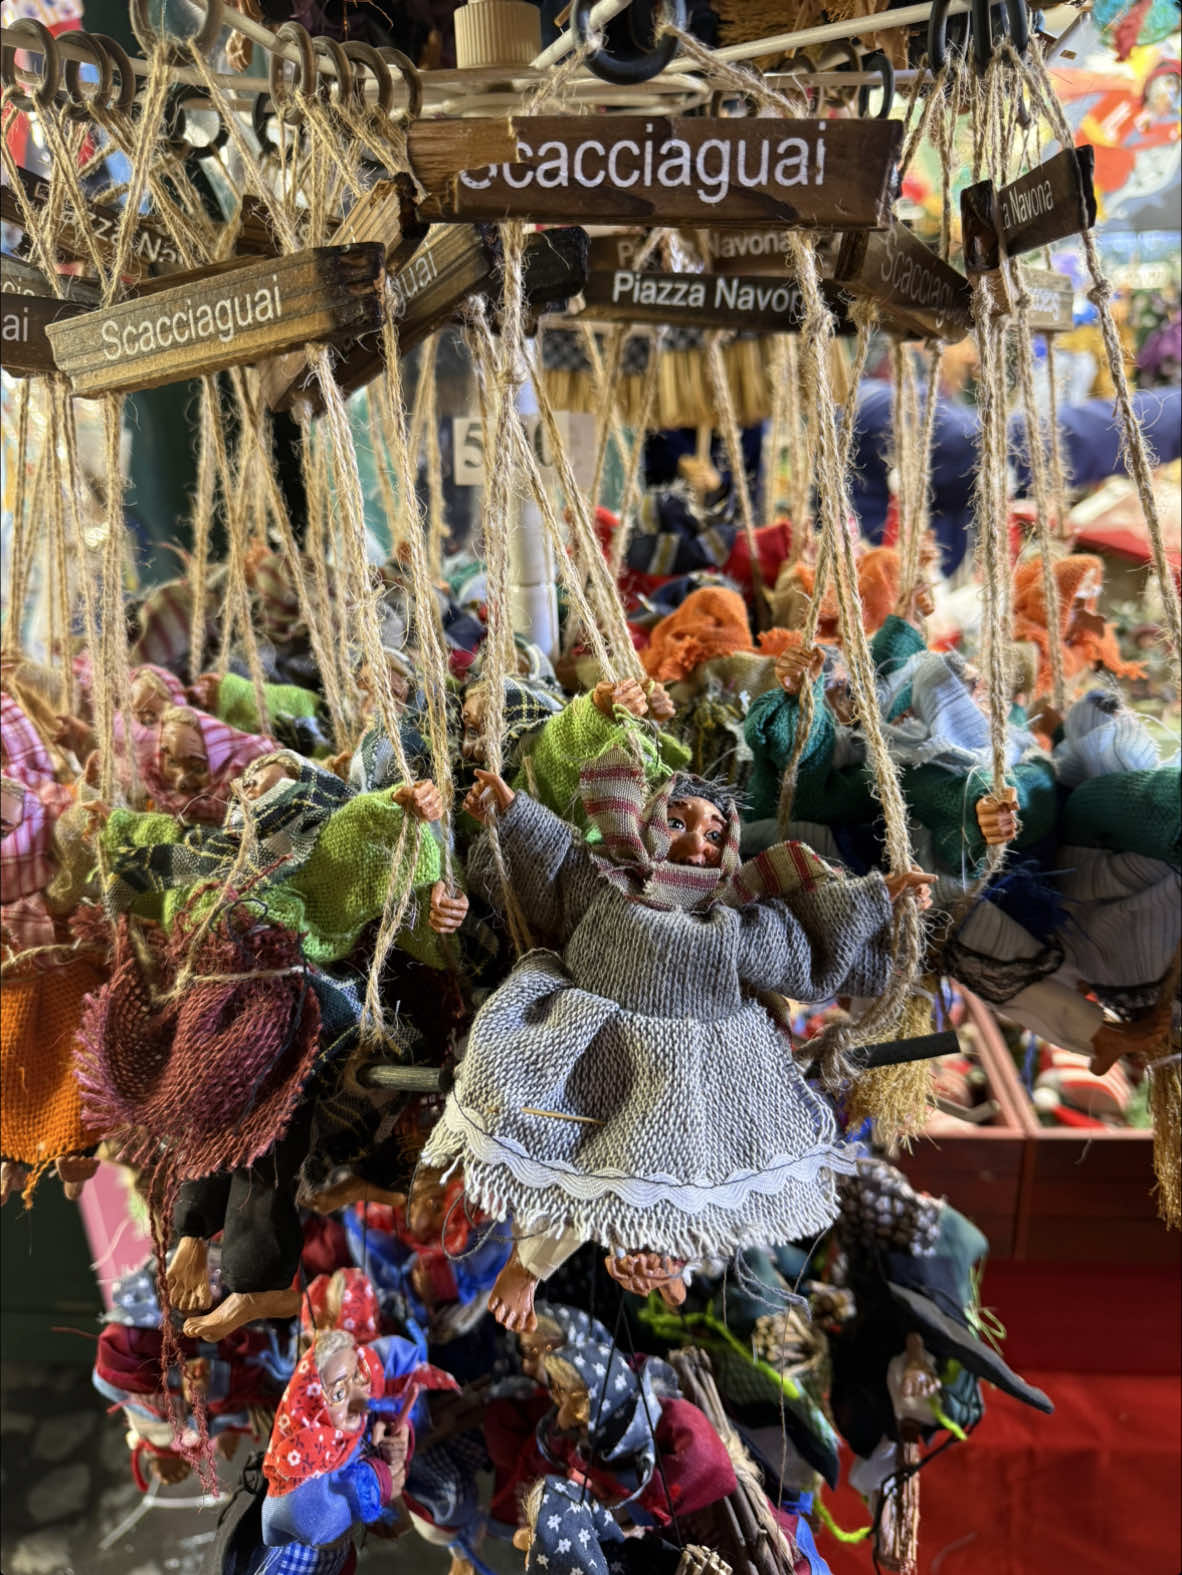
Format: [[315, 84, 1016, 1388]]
[[979, 1009, 1179, 1267], [898, 993, 1028, 1258]]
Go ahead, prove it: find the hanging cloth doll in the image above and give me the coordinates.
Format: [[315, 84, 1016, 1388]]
[[424, 746, 928, 1331], [640, 586, 756, 684], [127, 704, 275, 825], [515, 1475, 727, 1575], [257, 1328, 458, 1574], [1012, 554, 1145, 701]]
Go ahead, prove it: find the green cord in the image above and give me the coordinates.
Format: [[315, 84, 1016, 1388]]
[[814, 1490, 872, 1544]]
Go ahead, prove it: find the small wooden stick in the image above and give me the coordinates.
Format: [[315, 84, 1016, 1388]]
[[521, 1107, 605, 1125]]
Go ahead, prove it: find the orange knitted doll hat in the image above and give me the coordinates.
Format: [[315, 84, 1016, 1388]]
[[857, 547, 903, 634], [1013, 554, 1143, 694], [641, 587, 755, 682]]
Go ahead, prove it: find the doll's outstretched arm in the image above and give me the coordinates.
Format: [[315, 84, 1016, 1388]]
[[734, 871, 897, 1003], [466, 779, 598, 940]]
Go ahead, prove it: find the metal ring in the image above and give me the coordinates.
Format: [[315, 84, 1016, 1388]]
[[91, 33, 138, 115], [129, 0, 224, 66], [927, 0, 971, 71], [857, 49, 895, 118], [572, 0, 687, 88], [269, 21, 317, 124], [376, 47, 423, 122], [62, 30, 112, 119], [1007, 0, 1030, 56], [165, 82, 229, 159], [2, 18, 61, 111], [972, 0, 1010, 74], [312, 35, 352, 107], [341, 40, 393, 115]]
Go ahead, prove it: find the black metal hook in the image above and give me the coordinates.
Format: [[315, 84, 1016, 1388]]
[[927, 0, 972, 72], [857, 49, 896, 118], [972, 0, 1010, 74], [571, 0, 687, 88]]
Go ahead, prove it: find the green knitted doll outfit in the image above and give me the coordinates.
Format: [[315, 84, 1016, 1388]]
[[1062, 765, 1181, 868], [514, 692, 690, 836], [104, 790, 447, 966], [744, 679, 874, 825], [904, 755, 1058, 875], [214, 671, 323, 735], [871, 614, 927, 721]]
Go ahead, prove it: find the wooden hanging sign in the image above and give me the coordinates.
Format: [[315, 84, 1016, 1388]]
[[580, 268, 855, 335], [408, 117, 901, 228], [261, 178, 430, 413], [1019, 267, 1075, 334], [46, 245, 385, 398], [832, 224, 972, 340], [1, 165, 184, 278], [1, 255, 100, 304], [995, 146, 1097, 257], [1, 290, 91, 376]]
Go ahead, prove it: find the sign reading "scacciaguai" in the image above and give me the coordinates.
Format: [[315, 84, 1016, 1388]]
[[409, 116, 901, 228], [47, 245, 385, 398]]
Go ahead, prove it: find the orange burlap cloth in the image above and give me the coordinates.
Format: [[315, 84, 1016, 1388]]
[[0, 948, 106, 1170]]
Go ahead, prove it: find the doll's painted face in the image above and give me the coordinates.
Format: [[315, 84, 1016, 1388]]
[[158, 718, 210, 793], [242, 758, 298, 802], [130, 672, 171, 729], [319, 1343, 372, 1433], [518, 1323, 563, 1383], [666, 797, 726, 869], [461, 690, 487, 764], [0, 779, 24, 838], [358, 656, 411, 711], [547, 1367, 591, 1434]]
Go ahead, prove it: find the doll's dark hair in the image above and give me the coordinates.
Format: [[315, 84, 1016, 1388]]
[[667, 772, 744, 817]]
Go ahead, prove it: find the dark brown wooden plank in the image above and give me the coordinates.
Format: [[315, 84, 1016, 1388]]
[[580, 268, 855, 333], [833, 224, 972, 340], [996, 146, 1097, 256], [47, 245, 385, 398], [410, 117, 901, 229], [0, 256, 100, 304], [1023, 1214, 1178, 1265], [1, 291, 90, 376], [1, 164, 184, 278]]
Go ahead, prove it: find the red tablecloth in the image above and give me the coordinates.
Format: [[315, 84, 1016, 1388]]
[[816, 1261, 1181, 1574]]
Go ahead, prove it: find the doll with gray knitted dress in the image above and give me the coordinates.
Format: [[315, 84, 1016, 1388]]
[[422, 745, 933, 1333]]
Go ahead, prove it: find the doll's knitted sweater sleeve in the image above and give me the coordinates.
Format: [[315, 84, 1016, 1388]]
[[285, 789, 447, 965], [467, 791, 599, 940], [733, 871, 894, 1002], [871, 614, 927, 679], [904, 755, 1058, 875], [743, 677, 837, 823]]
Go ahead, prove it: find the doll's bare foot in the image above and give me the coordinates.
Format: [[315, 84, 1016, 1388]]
[[606, 1252, 688, 1307], [447, 1555, 476, 1575], [56, 1155, 99, 1201], [183, 1288, 301, 1342], [302, 1174, 407, 1214], [0, 1161, 30, 1207], [150, 1451, 192, 1486], [487, 1249, 538, 1333], [166, 1236, 213, 1314]]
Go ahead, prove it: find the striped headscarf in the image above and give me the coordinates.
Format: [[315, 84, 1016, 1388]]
[[579, 746, 836, 913]]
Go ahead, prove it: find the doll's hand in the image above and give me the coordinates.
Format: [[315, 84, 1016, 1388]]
[[324, 749, 352, 781], [429, 881, 468, 934], [371, 1419, 412, 1492], [592, 679, 647, 720], [901, 581, 935, 624], [775, 644, 824, 696], [394, 780, 443, 823], [149, 1451, 192, 1486], [83, 751, 103, 790], [644, 681, 676, 723], [463, 769, 515, 825], [884, 868, 936, 911], [188, 674, 221, 713], [82, 799, 110, 839], [1089, 993, 1172, 1076], [975, 786, 1019, 846]]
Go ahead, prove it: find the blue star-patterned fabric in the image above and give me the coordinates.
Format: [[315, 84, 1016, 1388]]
[[525, 1476, 623, 1575]]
